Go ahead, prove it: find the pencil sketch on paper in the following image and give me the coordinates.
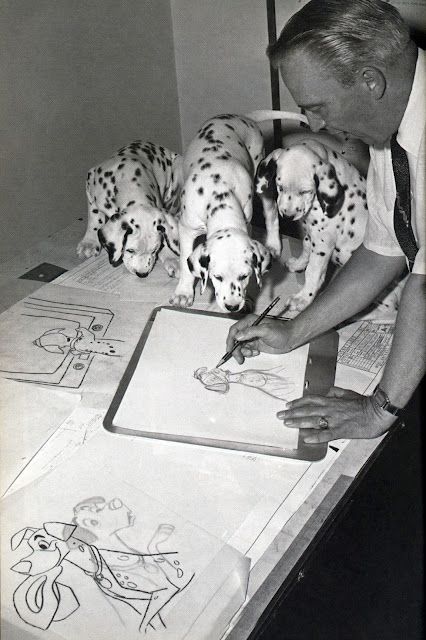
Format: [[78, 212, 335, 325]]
[[194, 365, 295, 400], [9, 496, 195, 634], [0, 296, 124, 388]]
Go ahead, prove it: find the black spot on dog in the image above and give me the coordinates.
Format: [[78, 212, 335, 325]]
[[314, 168, 344, 218], [348, 230, 354, 238], [318, 251, 326, 256], [199, 254, 210, 270], [127, 200, 135, 207], [350, 217, 355, 224], [201, 163, 212, 170], [347, 203, 355, 211], [211, 174, 221, 183], [198, 187, 204, 195]]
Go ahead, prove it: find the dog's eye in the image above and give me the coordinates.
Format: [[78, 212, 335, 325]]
[[37, 541, 49, 550], [277, 185, 284, 193], [213, 275, 223, 281], [300, 190, 312, 195], [126, 249, 135, 254], [237, 274, 249, 281]]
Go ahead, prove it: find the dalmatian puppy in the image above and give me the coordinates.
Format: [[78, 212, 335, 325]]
[[77, 141, 183, 278], [170, 114, 274, 313], [255, 139, 368, 314]]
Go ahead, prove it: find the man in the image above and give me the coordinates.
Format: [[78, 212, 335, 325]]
[[227, 0, 425, 443]]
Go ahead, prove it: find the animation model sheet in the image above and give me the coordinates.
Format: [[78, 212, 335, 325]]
[[1, 451, 248, 640], [0, 284, 155, 394]]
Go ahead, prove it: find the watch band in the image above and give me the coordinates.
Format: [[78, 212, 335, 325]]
[[372, 384, 402, 416]]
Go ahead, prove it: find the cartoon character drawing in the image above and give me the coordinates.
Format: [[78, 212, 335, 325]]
[[10, 500, 194, 634], [34, 327, 124, 358], [194, 365, 295, 400], [0, 296, 121, 387]]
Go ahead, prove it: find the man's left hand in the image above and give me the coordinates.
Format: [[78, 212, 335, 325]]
[[277, 386, 398, 443]]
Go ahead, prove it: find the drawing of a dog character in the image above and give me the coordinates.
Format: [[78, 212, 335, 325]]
[[10, 519, 194, 634], [33, 327, 124, 358], [72, 496, 189, 586]]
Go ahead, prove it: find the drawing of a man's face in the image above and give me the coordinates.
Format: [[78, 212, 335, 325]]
[[73, 497, 135, 536]]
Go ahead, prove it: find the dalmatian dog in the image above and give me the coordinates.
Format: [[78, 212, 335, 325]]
[[77, 141, 183, 278], [169, 114, 275, 313], [255, 139, 369, 315]]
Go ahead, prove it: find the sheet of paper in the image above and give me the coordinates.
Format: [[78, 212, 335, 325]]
[[1, 449, 249, 640], [0, 284, 154, 395], [113, 308, 308, 449], [335, 320, 395, 395], [0, 378, 80, 496], [4, 407, 104, 497]]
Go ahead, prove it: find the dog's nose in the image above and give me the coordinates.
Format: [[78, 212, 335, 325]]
[[135, 271, 149, 278], [225, 303, 240, 312]]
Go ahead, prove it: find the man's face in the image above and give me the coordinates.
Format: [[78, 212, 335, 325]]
[[279, 50, 387, 146]]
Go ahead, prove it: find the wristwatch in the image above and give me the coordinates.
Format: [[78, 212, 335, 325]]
[[371, 384, 402, 416]]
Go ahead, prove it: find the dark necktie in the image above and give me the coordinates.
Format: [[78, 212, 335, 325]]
[[390, 132, 418, 270]]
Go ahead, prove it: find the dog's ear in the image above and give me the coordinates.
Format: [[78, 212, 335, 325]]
[[38, 344, 65, 354], [250, 240, 272, 287], [99, 219, 133, 267], [255, 155, 278, 201], [11, 527, 37, 551], [44, 522, 76, 541], [188, 243, 210, 293], [314, 163, 345, 218], [157, 211, 180, 256]]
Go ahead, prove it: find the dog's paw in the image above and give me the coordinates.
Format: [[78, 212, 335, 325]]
[[265, 241, 282, 260], [169, 292, 194, 308], [284, 292, 311, 315], [285, 256, 308, 273], [77, 238, 101, 259], [162, 258, 180, 278]]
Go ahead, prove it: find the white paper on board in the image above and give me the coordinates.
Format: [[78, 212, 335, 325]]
[[113, 309, 308, 449]]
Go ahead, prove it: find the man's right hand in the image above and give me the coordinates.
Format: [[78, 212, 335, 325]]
[[226, 314, 294, 364]]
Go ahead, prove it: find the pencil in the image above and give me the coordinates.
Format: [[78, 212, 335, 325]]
[[216, 296, 281, 368]]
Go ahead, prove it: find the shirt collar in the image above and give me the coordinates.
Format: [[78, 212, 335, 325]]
[[397, 48, 426, 156]]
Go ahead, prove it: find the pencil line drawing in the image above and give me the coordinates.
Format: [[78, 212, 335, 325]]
[[194, 365, 295, 400], [10, 496, 195, 634], [0, 297, 123, 388]]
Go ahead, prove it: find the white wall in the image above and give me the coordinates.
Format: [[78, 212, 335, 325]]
[[171, 0, 274, 147], [1, 0, 181, 263]]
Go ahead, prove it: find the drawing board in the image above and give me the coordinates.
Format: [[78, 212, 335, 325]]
[[105, 308, 338, 459]]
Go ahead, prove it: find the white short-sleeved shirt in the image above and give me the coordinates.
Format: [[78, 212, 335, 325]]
[[363, 48, 426, 275]]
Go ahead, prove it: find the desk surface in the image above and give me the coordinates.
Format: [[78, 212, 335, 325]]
[[0, 218, 388, 639]]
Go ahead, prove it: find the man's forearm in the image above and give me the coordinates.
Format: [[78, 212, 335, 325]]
[[380, 273, 426, 407], [288, 245, 407, 349]]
